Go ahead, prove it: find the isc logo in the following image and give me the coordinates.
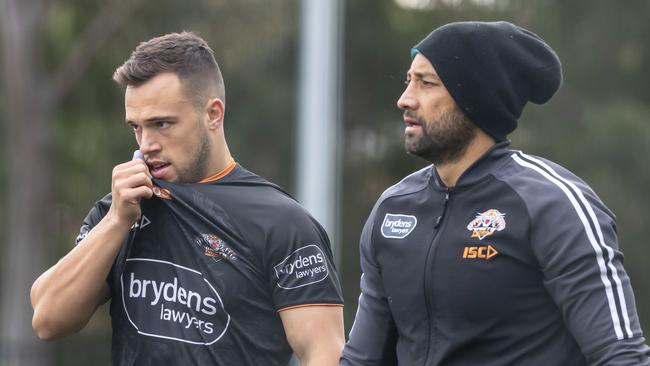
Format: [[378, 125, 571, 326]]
[[462, 245, 498, 260]]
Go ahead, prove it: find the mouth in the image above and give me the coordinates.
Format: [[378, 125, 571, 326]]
[[146, 160, 172, 179], [404, 115, 422, 132]]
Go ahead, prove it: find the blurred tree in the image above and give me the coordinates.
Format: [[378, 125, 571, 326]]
[[0, 0, 141, 364]]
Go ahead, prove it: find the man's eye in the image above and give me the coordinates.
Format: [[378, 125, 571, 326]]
[[421, 80, 436, 86], [130, 125, 140, 132], [403, 79, 411, 85], [155, 121, 169, 128]]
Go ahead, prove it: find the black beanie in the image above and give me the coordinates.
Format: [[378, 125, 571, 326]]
[[412, 21, 563, 141]]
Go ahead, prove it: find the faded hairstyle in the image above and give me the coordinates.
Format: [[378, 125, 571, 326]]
[[113, 31, 225, 109]]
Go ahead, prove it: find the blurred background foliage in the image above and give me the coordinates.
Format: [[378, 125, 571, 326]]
[[1, 0, 648, 364]]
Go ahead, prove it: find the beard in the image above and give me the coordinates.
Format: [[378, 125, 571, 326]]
[[404, 105, 477, 165], [174, 122, 212, 183]]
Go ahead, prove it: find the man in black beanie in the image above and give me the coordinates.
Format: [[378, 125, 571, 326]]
[[341, 21, 649, 365]]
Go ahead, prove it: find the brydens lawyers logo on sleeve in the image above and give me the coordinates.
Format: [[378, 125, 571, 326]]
[[274, 245, 329, 290], [381, 214, 417, 239]]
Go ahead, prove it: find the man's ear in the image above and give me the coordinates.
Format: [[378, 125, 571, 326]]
[[206, 98, 225, 130]]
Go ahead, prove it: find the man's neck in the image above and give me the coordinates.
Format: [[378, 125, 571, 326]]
[[435, 132, 495, 187], [201, 135, 234, 182]]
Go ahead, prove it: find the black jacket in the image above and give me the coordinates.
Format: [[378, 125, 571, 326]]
[[341, 142, 649, 365]]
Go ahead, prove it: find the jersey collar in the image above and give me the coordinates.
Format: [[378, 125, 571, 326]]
[[431, 140, 512, 189]]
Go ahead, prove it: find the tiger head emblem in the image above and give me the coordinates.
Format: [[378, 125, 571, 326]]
[[466, 209, 506, 240]]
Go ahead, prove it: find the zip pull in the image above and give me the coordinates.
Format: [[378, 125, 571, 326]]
[[434, 189, 451, 229]]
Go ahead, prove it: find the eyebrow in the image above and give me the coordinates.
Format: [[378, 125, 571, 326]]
[[408, 71, 440, 80], [126, 116, 178, 125]]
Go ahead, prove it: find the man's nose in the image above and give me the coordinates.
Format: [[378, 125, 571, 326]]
[[397, 84, 418, 111], [138, 129, 161, 154]]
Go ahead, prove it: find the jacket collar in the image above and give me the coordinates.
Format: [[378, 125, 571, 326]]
[[431, 140, 512, 190]]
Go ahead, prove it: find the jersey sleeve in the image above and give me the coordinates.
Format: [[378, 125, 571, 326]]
[[74, 193, 112, 246], [527, 175, 650, 365], [263, 202, 343, 311], [340, 207, 398, 365]]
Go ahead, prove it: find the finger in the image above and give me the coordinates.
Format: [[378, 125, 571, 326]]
[[113, 161, 151, 180], [121, 185, 154, 202], [112, 159, 144, 173], [131, 159, 152, 177], [121, 172, 153, 189], [113, 174, 152, 198]]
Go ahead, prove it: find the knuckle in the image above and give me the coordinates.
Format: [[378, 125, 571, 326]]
[[113, 180, 124, 192]]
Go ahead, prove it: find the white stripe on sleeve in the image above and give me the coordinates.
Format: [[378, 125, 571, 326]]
[[512, 152, 631, 339]]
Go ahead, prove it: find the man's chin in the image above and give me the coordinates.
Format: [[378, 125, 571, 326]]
[[405, 136, 424, 153], [405, 143, 427, 158], [158, 172, 181, 183]]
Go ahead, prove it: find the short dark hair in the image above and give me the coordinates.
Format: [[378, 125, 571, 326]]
[[113, 31, 225, 108]]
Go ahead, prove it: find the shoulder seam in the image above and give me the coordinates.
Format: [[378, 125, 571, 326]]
[[376, 165, 432, 208]]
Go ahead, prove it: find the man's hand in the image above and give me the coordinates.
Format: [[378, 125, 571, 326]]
[[107, 159, 153, 225]]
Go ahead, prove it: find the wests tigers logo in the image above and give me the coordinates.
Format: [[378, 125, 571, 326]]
[[466, 209, 506, 240]]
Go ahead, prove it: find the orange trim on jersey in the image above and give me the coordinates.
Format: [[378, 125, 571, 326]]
[[198, 160, 237, 183], [277, 303, 344, 313]]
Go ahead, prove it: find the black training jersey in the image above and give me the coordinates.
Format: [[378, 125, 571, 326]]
[[76, 164, 343, 365], [341, 142, 649, 366]]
